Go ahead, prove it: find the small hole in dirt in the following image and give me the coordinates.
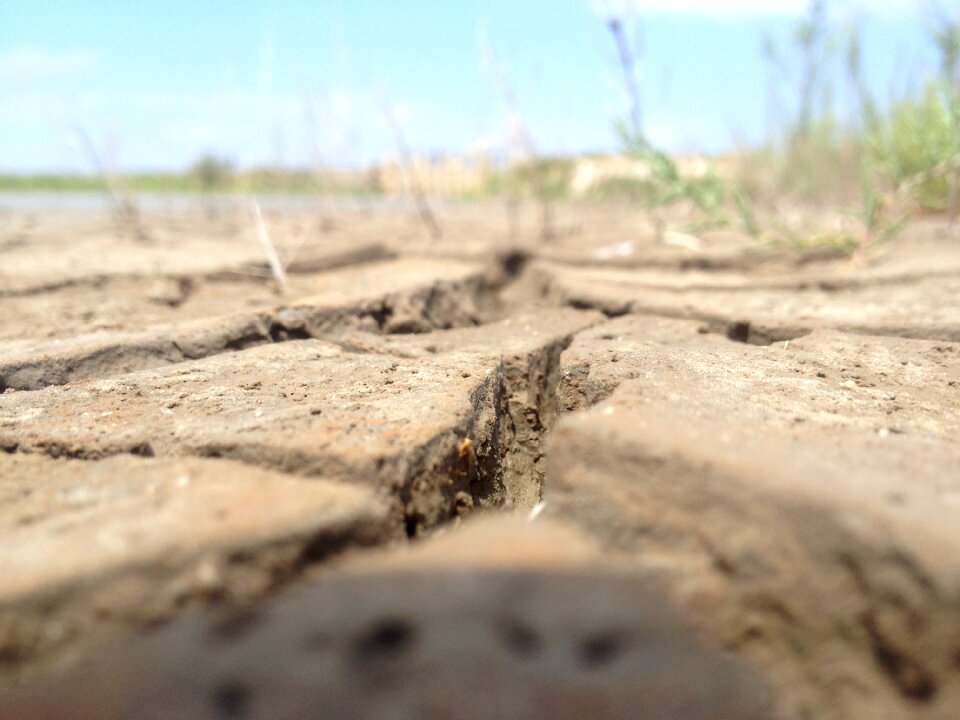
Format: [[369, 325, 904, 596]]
[[403, 515, 419, 538], [726, 322, 752, 344], [579, 631, 624, 669], [712, 554, 736, 576], [500, 250, 529, 277], [369, 304, 394, 329], [129, 442, 155, 458], [354, 618, 416, 661], [501, 620, 542, 659], [224, 332, 270, 351], [386, 320, 428, 335], [268, 323, 311, 342], [567, 299, 628, 318], [0, 644, 32, 666], [211, 679, 252, 718]]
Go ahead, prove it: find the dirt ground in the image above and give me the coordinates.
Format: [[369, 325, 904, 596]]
[[0, 199, 958, 719]]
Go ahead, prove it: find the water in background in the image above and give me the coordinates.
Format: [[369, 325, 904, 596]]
[[0, 192, 420, 216]]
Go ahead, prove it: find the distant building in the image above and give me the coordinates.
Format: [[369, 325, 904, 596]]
[[369, 151, 732, 198], [568, 154, 729, 196], [375, 153, 494, 196]]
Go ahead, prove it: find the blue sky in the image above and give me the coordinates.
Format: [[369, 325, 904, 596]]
[[0, 0, 948, 172]]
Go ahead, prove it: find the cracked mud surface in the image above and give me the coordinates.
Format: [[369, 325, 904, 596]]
[[1, 203, 959, 719]]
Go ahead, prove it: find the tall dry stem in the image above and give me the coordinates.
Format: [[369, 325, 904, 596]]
[[479, 26, 554, 241], [250, 200, 289, 294], [74, 127, 150, 242], [380, 96, 443, 241], [606, 17, 643, 139]]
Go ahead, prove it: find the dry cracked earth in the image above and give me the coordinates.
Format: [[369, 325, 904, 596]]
[[0, 202, 958, 719]]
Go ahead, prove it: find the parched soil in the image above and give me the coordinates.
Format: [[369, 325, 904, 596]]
[[1, 200, 958, 719]]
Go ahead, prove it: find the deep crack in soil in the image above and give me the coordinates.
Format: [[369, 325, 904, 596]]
[[0, 255, 595, 683]]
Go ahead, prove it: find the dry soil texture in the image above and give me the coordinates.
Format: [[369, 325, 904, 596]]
[[0, 202, 958, 719]]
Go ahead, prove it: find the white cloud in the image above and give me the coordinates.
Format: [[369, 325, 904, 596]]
[[0, 47, 96, 80], [591, 0, 801, 15], [589, 0, 916, 17]]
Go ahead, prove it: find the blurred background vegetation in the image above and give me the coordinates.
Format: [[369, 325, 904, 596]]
[[581, 0, 960, 251], [2, 1, 958, 252]]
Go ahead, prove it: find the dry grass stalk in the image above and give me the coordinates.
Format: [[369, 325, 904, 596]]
[[74, 126, 151, 243], [604, 13, 665, 243], [380, 97, 443, 241], [479, 27, 554, 241], [606, 17, 643, 138], [250, 200, 288, 294], [302, 95, 338, 232]]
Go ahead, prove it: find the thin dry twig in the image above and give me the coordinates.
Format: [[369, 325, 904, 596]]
[[606, 16, 643, 138], [302, 94, 338, 232], [74, 126, 151, 242], [604, 15, 676, 242], [379, 95, 443, 241], [250, 200, 288, 294], [478, 25, 555, 241]]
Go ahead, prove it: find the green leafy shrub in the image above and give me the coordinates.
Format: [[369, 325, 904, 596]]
[[190, 155, 235, 192], [618, 127, 729, 222], [868, 82, 960, 212], [483, 157, 573, 201]]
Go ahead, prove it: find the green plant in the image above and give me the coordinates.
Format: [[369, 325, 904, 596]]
[[929, 6, 960, 218], [190, 155, 235, 192], [603, 13, 738, 234], [731, 184, 760, 237], [842, 26, 908, 252], [868, 84, 959, 212], [514, 158, 574, 201], [620, 129, 727, 216]]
